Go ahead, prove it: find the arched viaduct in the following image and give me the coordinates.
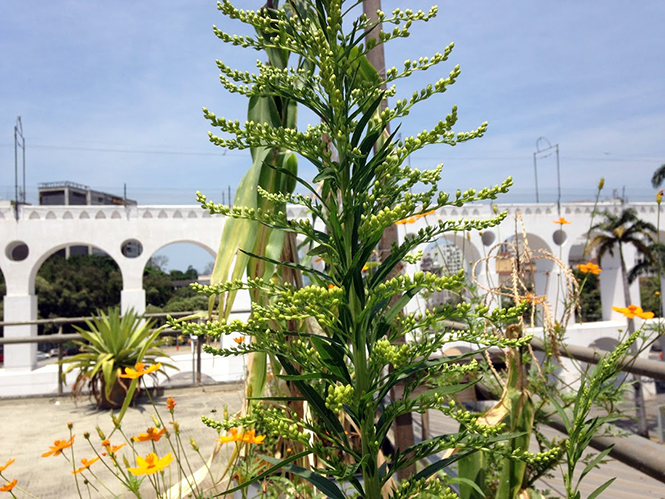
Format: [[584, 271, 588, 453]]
[[1, 200, 661, 371]]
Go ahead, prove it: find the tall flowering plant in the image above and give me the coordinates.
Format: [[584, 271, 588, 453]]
[[170, 1, 536, 497]]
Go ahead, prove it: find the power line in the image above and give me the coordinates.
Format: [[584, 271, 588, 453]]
[[0, 143, 245, 157]]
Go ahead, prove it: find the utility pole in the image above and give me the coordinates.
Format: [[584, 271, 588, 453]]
[[363, 0, 416, 480], [533, 137, 561, 212], [14, 116, 26, 220]]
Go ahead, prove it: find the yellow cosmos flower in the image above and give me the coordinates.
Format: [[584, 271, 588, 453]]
[[127, 453, 174, 476], [118, 362, 161, 379], [42, 436, 75, 457], [132, 427, 166, 442], [612, 305, 655, 320], [577, 262, 602, 275], [553, 217, 571, 225], [233, 336, 245, 344], [72, 457, 100, 475], [0, 479, 17, 492], [0, 459, 15, 472], [166, 397, 176, 412]]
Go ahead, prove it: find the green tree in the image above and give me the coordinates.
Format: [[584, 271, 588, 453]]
[[588, 207, 656, 437], [36, 254, 122, 331], [572, 268, 603, 322], [651, 163, 665, 188]]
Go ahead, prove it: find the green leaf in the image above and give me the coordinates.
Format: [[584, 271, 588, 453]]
[[579, 445, 613, 482], [268, 460, 347, 499], [412, 449, 475, 481], [221, 450, 312, 495], [310, 335, 351, 383], [587, 477, 616, 499]]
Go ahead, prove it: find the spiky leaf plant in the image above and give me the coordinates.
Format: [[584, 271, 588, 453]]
[[168, 1, 547, 497], [62, 307, 173, 408]]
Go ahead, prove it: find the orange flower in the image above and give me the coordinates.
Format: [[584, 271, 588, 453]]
[[166, 397, 176, 412], [72, 457, 100, 475], [0, 459, 15, 472], [233, 336, 245, 344], [524, 293, 545, 305], [218, 428, 265, 445], [133, 427, 166, 442], [218, 428, 239, 444], [553, 217, 571, 225], [101, 441, 126, 456], [127, 453, 174, 476], [42, 436, 75, 457], [118, 362, 161, 379], [577, 262, 602, 275], [0, 479, 17, 492], [241, 430, 266, 445], [612, 305, 655, 320]]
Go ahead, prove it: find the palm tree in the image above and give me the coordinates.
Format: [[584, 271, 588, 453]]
[[588, 207, 656, 438], [651, 163, 665, 188]]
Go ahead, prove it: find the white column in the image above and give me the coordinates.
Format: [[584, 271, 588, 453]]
[[3, 294, 38, 370], [120, 259, 147, 315], [121, 289, 146, 315], [599, 251, 624, 320]]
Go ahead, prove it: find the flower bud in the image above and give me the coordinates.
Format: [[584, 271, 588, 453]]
[[598, 177, 605, 190]]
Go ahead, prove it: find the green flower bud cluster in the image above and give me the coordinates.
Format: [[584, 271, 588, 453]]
[[201, 415, 241, 432], [402, 249, 423, 264], [369, 339, 412, 370], [437, 177, 513, 206], [253, 406, 310, 446], [386, 43, 454, 84], [445, 401, 506, 437], [393, 477, 457, 499], [325, 384, 355, 412], [485, 300, 530, 322]]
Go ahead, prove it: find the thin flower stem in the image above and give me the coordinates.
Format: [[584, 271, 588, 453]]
[[85, 440, 131, 489], [69, 428, 84, 499], [86, 466, 116, 498], [142, 379, 201, 496], [195, 447, 219, 493]]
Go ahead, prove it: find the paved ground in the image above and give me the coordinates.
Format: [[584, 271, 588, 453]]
[[1, 383, 664, 498], [0, 383, 244, 498]]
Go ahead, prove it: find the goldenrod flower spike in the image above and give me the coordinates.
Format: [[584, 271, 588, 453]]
[[0, 479, 17, 492], [118, 362, 162, 379], [42, 436, 75, 457], [127, 452, 174, 476]]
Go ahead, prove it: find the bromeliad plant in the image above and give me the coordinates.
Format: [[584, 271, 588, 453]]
[[170, 1, 547, 497], [62, 307, 175, 410]]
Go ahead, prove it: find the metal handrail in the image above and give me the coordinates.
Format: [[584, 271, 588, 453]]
[[0, 309, 252, 395], [530, 337, 665, 381]]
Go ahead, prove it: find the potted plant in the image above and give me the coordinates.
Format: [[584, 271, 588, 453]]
[[61, 307, 174, 409]]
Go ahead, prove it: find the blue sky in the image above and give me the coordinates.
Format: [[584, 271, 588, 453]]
[[1, 1, 664, 270]]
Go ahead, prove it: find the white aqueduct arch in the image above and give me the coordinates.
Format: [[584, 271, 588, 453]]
[[1, 200, 662, 372]]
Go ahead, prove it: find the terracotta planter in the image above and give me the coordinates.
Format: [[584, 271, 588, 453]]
[[96, 376, 139, 409]]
